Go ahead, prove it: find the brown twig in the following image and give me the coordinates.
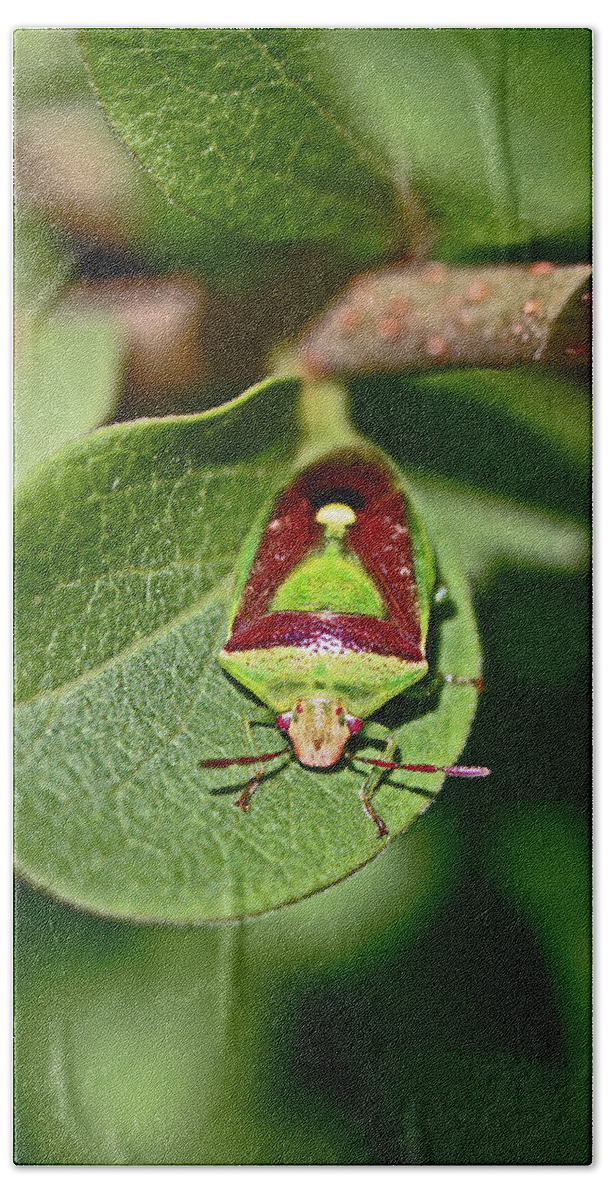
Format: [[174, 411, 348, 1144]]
[[296, 262, 591, 379]]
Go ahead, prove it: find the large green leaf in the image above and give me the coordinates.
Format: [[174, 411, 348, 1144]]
[[81, 29, 591, 261], [350, 367, 591, 523], [81, 29, 398, 259], [410, 472, 587, 585], [15, 376, 491, 923], [414, 368, 592, 472], [15, 30, 327, 295], [321, 28, 592, 258]]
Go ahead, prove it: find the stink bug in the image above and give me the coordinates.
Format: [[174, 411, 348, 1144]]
[[201, 450, 488, 836]]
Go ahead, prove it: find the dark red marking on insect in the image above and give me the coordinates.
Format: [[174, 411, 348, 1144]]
[[278, 453, 391, 509], [224, 611, 425, 661], [230, 496, 321, 633], [229, 453, 422, 655], [347, 489, 420, 645]]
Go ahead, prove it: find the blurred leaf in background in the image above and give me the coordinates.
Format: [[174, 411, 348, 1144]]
[[14, 38, 127, 480], [14, 290, 125, 483], [82, 28, 591, 262], [14, 26, 591, 1166], [81, 28, 400, 257], [317, 28, 592, 260]]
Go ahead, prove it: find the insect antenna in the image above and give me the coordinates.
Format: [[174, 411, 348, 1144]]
[[199, 748, 291, 769], [348, 753, 490, 778]]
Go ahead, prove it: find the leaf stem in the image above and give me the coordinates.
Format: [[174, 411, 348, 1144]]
[[295, 376, 365, 467]]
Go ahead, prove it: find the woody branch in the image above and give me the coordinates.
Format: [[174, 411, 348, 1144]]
[[295, 262, 591, 379]]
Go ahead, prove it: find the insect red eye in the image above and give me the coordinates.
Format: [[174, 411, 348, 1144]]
[[346, 716, 363, 735], [276, 712, 292, 730], [335, 706, 343, 716], [295, 704, 304, 714]]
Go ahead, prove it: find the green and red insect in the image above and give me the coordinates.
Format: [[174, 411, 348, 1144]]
[[201, 449, 488, 836]]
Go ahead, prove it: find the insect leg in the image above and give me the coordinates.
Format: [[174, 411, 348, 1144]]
[[395, 673, 485, 706], [442, 673, 485, 693], [358, 736, 396, 839], [235, 717, 266, 811]]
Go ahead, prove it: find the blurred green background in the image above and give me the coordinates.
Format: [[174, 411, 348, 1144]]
[[14, 29, 591, 1164]]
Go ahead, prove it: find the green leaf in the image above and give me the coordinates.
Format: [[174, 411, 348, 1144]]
[[16, 31, 347, 293], [14, 807, 456, 1163], [321, 28, 591, 258], [417, 368, 592, 472], [15, 377, 483, 923], [489, 806, 591, 1073], [81, 29, 590, 262], [13, 28, 88, 110], [409, 471, 588, 584], [14, 201, 126, 483], [81, 29, 398, 260], [351, 367, 590, 523], [14, 309, 125, 484]]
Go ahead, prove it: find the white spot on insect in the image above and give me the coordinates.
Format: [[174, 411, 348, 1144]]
[[316, 503, 356, 535], [399, 566, 411, 576], [268, 519, 282, 531]]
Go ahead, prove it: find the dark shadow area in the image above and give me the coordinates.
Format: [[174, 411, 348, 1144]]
[[476, 566, 591, 690], [457, 232, 591, 267], [14, 877, 144, 978], [351, 374, 590, 519], [268, 875, 582, 1163]]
